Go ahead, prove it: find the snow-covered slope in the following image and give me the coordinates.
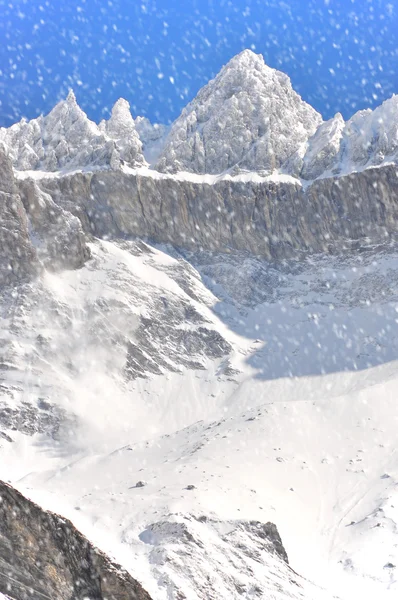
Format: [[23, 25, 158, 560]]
[[156, 49, 322, 175], [2, 233, 398, 598]]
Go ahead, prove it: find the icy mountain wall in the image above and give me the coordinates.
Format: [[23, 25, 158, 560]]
[[0, 480, 152, 600], [32, 164, 398, 259]]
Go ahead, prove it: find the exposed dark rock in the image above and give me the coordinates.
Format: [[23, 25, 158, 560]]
[[242, 521, 289, 564], [0, 480, 152, 600], [133, 481, 146, 489]]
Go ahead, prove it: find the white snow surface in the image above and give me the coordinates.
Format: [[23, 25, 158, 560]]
[[1, 237, 398, 598]]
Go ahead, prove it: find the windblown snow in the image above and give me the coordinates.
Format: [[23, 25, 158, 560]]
[[1, 48, 398, 600], [1, 239, 398, 599]]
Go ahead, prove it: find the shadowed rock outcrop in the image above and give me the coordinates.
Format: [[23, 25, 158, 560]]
[[0, 481, 152, 600]]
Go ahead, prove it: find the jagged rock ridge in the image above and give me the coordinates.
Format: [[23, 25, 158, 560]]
[[0, 92, 145, 172], [1, 49, 397, 180]]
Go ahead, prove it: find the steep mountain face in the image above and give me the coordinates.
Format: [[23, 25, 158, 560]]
[[156, 49, 322, 174], [0, 480, 152, 600], [0, 148, 39, 285]]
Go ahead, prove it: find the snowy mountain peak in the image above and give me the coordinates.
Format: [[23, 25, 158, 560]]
[[101, 97, 146, 166], [300, 93, 398, 179], [156, 49, 322, 174], [66, 88, 78, 106], [341, 93, 398, 169], [0, 51, 397, 180], [225, 47, 266, 68], [106, 97, 138, 138], [0, 92, 146, 171]]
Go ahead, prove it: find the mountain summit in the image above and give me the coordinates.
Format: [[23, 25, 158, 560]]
[[156, 49, 322, 174], [0, 92, 146, 172]]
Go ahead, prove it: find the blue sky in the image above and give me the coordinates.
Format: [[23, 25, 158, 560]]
[[0, 0, 397, 127]]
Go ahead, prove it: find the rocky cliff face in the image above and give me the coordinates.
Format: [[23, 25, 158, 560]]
[[0, 145, 90, 286], [18, 178, 90, 271], [0, 148, 39, 286], [31, 163, 398, 259], [0, 480, 152, 600]]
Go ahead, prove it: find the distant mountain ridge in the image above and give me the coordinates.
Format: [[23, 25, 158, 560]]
[[0, 49, 397, 180]]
